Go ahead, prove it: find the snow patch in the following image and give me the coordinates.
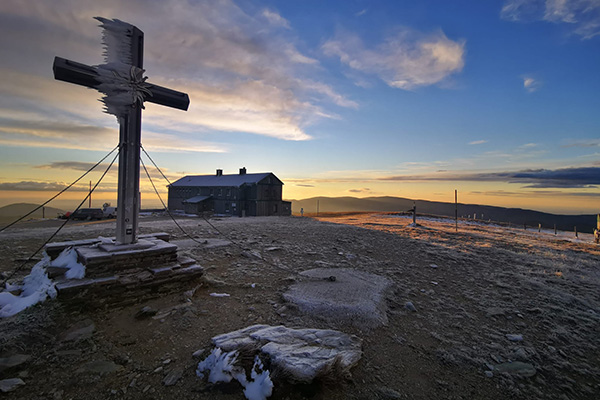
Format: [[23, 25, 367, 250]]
[[52, 248, 86, 279], [0, 261, 56, 318], [0, 248, 86, 318], [196, 349, 273, 400]]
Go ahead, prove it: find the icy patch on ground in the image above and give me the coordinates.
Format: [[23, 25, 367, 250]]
[[0, 248, 86, 318], [196, 349, 273, 400]]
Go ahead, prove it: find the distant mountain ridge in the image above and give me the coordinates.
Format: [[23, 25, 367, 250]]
[[0, 203, 65, 223], [289, 196, 598, 234]]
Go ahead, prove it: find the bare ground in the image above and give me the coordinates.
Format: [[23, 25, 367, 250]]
[[0, 213, 599, 399]]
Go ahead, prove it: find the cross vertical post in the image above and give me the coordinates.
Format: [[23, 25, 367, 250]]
[[116, 26, 143, 244]]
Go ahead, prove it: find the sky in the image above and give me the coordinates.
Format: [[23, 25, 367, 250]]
[[0, 0, 599, 215]]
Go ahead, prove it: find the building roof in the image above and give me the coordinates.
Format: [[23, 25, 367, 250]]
[[170, 172, 280, 187]]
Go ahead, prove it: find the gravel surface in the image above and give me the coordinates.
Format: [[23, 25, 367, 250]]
[[0, 213, 598, 399]]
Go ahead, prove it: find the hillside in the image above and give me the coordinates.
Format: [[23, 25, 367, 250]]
[[0, 203, 64, 223], [289, 196, 598, 233]]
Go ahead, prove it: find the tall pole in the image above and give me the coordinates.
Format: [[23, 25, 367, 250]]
[[317, 199, 320, 216], [454, 189, 458, 232], [115, 26, 144, 245], [89, 180, 92, 208]]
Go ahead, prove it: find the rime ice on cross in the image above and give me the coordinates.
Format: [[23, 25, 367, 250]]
[[53, 17, 189, 244]]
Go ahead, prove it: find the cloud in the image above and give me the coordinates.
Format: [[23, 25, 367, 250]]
[[468, 140, 488, 145], [356, 9, 367, 17], [295, 184, 315, 187], [348, 188, 371, 193], [0, 180, 115, 192], [379, 166, 600, 188], [501, 0, 600, 39], [0, 0, 357, 147], [322, 28, 465, 90], [523, 76, 542, 92], [562, 139, 600, 147], [262, 9, 290, 29]]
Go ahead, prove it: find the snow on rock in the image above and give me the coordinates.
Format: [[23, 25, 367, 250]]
[[0, 248, 86, 318], [283, 268, 391, 329], [209, 324, 362, 383], [51, 248, 86, 279], [0, 261, 56, 318], [196, 348, 241, 383]]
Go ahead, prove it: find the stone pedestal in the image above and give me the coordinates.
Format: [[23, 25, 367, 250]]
[[44, 233, 203, 306]]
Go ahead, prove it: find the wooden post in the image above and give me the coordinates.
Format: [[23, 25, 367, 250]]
[[89, 180, 92, 208], [454, 189, 457, 232], [42, 207, 45, 219], [575, 226, 578, 238], [412, 201, 416, 225], [554, 224, 557, 235], [538, 223, 541, 232]]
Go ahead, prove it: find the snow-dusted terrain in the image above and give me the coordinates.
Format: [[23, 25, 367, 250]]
[[0, 213, 598, 399]]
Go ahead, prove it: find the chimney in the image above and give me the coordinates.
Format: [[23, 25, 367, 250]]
[[239, 167, 247, 175], [216, 169, 223, 176]]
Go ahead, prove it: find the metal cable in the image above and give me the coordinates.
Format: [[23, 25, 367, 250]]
[[1, 151, 119, 288], [0, 145, 119, 233]]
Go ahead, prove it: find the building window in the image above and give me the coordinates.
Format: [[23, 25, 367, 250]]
[[227, 189, 231, 197], [218, 188, 222, 196]]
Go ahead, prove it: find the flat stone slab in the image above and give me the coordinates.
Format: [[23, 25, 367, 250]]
[[283, 268, 392, 329], [495, 361, 537, 377], [0, 354, 31, 373], [0, 378, 25, 393], [208, 324, 362, 383], [45, 233, 171, 258]]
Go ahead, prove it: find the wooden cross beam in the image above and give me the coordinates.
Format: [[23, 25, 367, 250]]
[[53, 19, 189, 245]]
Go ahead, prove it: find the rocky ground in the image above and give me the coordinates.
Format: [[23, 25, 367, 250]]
[[0, 213, 599, 399]]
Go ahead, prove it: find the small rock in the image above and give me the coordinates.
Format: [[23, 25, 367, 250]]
[[162, 358, 171, 365], [76, 360, 123, 375], [405, 302, 417, 312], [163, 368, 183, 386], [135, 306, 157, 319], [430, 264, 438, 269], [0, 378, 25, 393], [153, 366, 163, 373], [506, 334, 523, 342], [0, 354, 31, 373], [142, 385, 151, 393], [495, 361, 536, 377], [484, 371, 494, 378], [192, 349, 206, 358], [60, 319, 95, 342], [375, 386, 402, 399]]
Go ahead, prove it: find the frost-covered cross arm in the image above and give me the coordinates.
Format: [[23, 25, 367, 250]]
[[53, 57, 189, 111]]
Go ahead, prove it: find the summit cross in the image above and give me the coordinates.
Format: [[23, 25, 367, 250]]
[[53, 17, 189, 245]]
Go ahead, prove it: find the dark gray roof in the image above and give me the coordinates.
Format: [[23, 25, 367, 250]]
[[170, 172, 278, 187], [183, 195, 211, 204]]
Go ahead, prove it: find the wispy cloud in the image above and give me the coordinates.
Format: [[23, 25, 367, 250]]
[[356, 9, 368, 17], [379, 166, 600, 188], [522, 76, 542, 92], [501, 0, 600, 39], [562, 139, 600, 147], [469, 140, 488, 145], [262, 9, 291, 29], [348, 187, 371, 193], [322, 28, 465, 90], [0, 0, 357, 148], [0, 180, 116, 192]]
